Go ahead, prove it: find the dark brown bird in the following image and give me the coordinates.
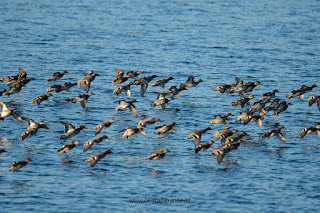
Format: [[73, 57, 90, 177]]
[[300, 125, 320, 139], [47, 71, 68, 82], [261, 125, 285, 142], [151, 77, 174, 88], [194, 140, 214, 153], [9, 158, 31, 172]]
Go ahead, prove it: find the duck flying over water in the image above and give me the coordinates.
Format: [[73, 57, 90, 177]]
[[151, 77, 174, 88], [186, 127, 212, 148], [231, 95, 255, 108], [47, 71, 68, 82], [179, 75, 203, 89], [150, 97, 174, 110], [119, 127, 146, 138], [287, 85, 317, 100], [83, 135, 109, 152], [77, 70, 99, 92], [85, 150, 112, 167], [0, 68, 27, 82], [209, 113, 232, 126], [19, 117, 49, 140], [9, 158, 31, 172], [59, 121, 85, 141], [307, 95, 320, 111], [0, 101, 22, 122], [94, 118, 116, 136], [259, 89, 278, 102], [115, 99, 138, 117], [214, 127, 238, 140], [31, 93, 53, 105], [65, 92, 94, 108], [272, 101, 292, 116], [57, 140, 81, 154], [137, 118, 162, 128], [300, 124, 320, 139], [154, 122, 177, 134], [134, 75, 157, 97], [147, 149, 169, 160], [113, 82, 134, 97], [194, 140, 214, 153], [261, 125, 285, 142]]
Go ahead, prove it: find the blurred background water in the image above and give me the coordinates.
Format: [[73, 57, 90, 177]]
[[0, 0, 320, 212]]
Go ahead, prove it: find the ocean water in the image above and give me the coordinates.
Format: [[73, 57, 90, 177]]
[[0, 0, 320, 212]]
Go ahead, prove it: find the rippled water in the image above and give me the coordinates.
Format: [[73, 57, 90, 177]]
[[1, 0, 320, 212]]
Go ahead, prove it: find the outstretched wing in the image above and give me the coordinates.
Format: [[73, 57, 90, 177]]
[[60, 121, 75, 133]]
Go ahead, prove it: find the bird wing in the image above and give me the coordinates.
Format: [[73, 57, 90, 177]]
[[80, 100, 87, 108], [140, 83, 148, 97], [60, 121, 75, 133], [129, 104, 138, 117], [0, 101, 9, 111], [277, 133, 286, 142]]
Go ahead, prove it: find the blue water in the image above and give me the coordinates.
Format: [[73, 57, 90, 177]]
[[1, 0, 320, 212]]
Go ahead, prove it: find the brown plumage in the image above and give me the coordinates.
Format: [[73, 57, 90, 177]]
[[83, 135, 109, 152], [94, 119, 116, 136], [57, 140, 80, 154], [194, 141, 214, 153], [65, 92, 94, 108], [154, 122, 177, 134], [47, 71, 68, 82], [85, 150, 112, 167], [31, 93, 53, 105], [9, 158, 31, 172], [147, 149, 169, 160], [19, 117, 49, 140]]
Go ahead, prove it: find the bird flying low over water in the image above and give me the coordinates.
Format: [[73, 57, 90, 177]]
[[134, 75, 157, 97], [83, 135, 109, 153], [154, 122, 177, 134], [115, 99, 138, 117], [9, 158, 31, 172], [59, 121, 85, 141], [0, 101, 22, 122], [65, 92, 94, 108], [19, 117, 49, 140], [147, 149, 169, 160], [47, 71, 68, 82], [119, 127, 146, 138], [261, 125, 286, 142], [94, 119, 116, 136], [57, 140, 81, 154], [31, 93, 53, 105], [85, 150, 112, 167], [77, 70, 99, 93], [209, 113, 232, 127], [186, 127, 212, 148]]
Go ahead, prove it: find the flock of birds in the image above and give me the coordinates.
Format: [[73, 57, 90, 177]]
[[0, 68, 319, 172]]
